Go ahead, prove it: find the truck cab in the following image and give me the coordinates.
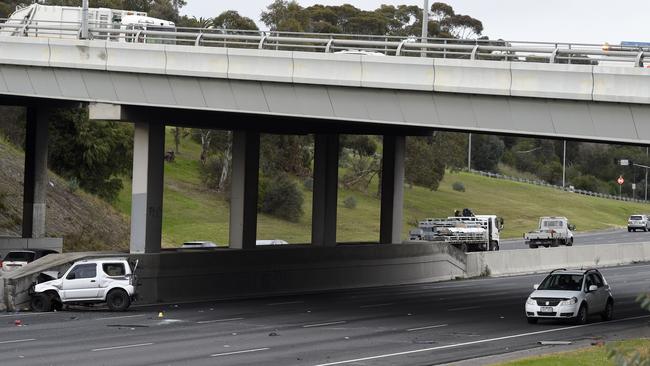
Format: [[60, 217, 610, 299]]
[[31, 257, 137, 312]]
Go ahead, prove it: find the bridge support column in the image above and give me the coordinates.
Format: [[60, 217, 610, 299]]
[[130, 122, 165, 254], [380, 135, 405, 244], [22, 107, 49, 239], [312, 134, 339, 246], [229, 130, 260, 250]]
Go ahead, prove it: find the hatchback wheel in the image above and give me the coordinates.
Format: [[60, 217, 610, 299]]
[[574, 304, 588, 325], [601, 300, 614, 321]]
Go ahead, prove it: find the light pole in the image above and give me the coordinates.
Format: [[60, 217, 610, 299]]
[[421, 0, 429, 57], [81, 0, 89, 39], [562, 140, 566, 187], [467, 133, 472, 171]]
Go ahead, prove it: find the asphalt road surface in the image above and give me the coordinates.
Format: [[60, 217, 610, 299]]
[[0, 264, 649, 365], [500, 229, 650, 251]]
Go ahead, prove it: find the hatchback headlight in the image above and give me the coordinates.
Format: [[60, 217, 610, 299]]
[[559, 297, 578, 306], [526, 297, 536, 305]]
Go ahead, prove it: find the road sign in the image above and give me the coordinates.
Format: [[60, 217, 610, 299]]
[[632, 183, 636, 190], [620, 159, 630, 166], [617, 176, 625, 185]]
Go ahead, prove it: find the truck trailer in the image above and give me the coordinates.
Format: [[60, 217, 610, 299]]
[[409, 211, 503, 252]]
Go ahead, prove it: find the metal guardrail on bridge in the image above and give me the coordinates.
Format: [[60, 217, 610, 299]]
[[0, 18, 648, 67]]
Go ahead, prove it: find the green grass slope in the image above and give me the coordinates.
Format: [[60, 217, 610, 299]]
[[114, 130, 650, 247]]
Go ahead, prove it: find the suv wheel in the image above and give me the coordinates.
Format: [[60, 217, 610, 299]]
[[601, 300, 614, 321], [574, 304, 588, 325], [106, 289, 131, 311], [31, 293, 52, 312]]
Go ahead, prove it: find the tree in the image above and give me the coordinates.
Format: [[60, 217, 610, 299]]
[[405, 136, 445, 191], [47, 108, 133, 202], [471, 135, 504, 172], [213, 10, 258, 30], [261, 0, 309, 32]]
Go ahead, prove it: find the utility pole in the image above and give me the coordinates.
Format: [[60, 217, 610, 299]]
[[562, 140, 566, 187], [421, 0, 429, 57], [467, 133, 472, 171], [646, 146, 648, 201], [81, 0, 89, 39]]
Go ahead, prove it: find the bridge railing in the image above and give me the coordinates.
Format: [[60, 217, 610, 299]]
[[0, 18, 648, 67]]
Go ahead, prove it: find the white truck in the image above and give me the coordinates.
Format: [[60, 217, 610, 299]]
[[524, 217, 575, 248], [30, 257, 137, 312], [1, 3, 174, 40], [409, 211, 503, 252]]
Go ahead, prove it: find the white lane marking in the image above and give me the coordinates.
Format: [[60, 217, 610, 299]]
[[312, 314, 650, 366], [406, 324, 448, 332], [95, 314, 145, 321], [210, 348, 270, 357], [0, 312, 52, 318], [267, 301, 304, 306], [359, 303, 393, 309], [0, 338, 36, 345], [303, 321, 346, 328], [448, 306, 480, 311], [91, 343, 154, 352], [197, 317, 244, 324]]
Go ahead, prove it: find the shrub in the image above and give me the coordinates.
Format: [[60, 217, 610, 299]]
[[260, 174, 304, 222], [303, 177, 313, 191], [199, 155, 223, 189], [67, 178, 79, 193], [452, 181, 466, 192], [343, 196, 357, 209]]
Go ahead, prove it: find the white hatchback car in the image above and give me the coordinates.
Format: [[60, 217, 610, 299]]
[[525, 268, 614, 324]]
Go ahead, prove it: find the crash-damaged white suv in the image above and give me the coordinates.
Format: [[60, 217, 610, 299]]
[[30, 257, 137, 312]]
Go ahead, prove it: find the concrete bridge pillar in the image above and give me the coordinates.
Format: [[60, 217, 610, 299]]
[[312, 134, 339, 246], [22, 107, 49, 239], [229, 130, 260, 249], [380, 135, 405, 244], [129, 122, 165, 254]]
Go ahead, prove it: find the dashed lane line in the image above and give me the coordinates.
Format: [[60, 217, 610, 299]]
[[406, 324, 448, 332], [303, 321, 346, 328], [91, 343, 154, 352], [197, 317, 244, 324], [0, 339, 36, 345], [211, 348, 270, 357]]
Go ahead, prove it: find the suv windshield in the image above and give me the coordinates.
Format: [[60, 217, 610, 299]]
[[4, 251, 35, 262], [538, 274, 583, 291], [630, 215, 643, 220]]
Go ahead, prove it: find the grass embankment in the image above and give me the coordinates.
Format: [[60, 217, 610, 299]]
[[493, 339, 650, 366], [114, 130, 650, 247]]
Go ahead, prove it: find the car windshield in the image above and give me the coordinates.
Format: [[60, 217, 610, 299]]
[[630, 215, 643, 220], [4, 251, 35, 262], [538, 274, 583, 291]]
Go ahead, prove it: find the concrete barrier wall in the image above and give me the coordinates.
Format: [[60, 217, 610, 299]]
[[131, 243, 466, 304], [467, 242, 650, 277], [3, 36, 650, 105]]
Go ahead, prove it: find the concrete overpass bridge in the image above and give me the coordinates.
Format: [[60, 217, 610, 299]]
[[1, 24, 650, 303]]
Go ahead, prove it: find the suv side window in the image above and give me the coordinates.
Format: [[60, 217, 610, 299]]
[[66, 264, 97, 280], [103, 263, 126, 277]]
